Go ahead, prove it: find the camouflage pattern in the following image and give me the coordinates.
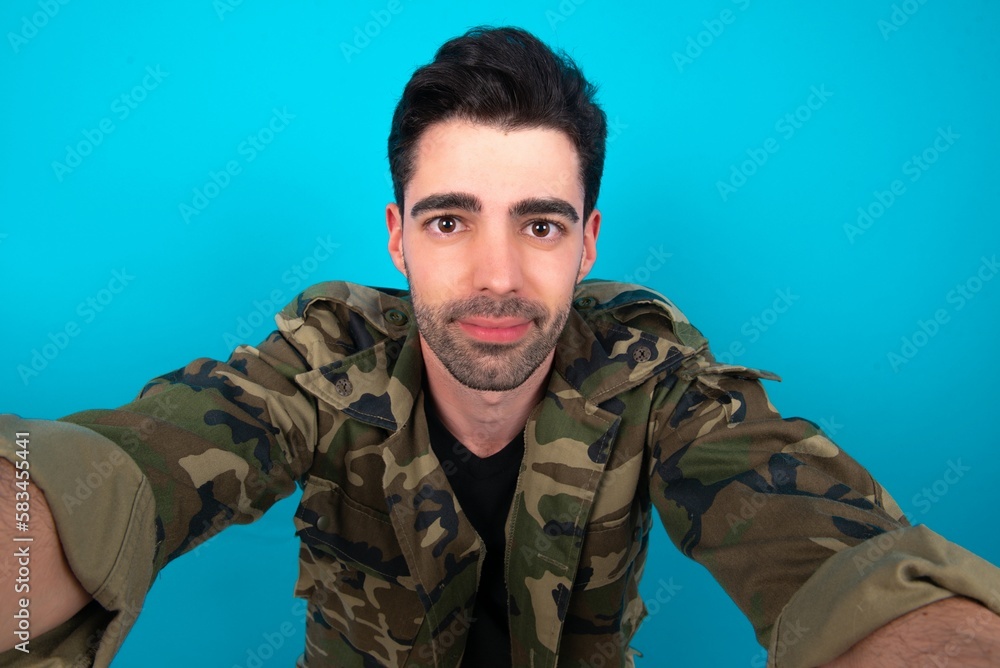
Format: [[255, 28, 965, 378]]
[[3, 280, 921, 666]]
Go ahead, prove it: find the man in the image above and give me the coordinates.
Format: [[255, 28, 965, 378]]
[[2, 26, 999, 668]]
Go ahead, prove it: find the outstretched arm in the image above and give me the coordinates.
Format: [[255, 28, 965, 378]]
[[646, 355, 1000, 666]]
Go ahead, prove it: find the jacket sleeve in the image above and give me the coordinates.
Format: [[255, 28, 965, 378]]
[[0, 328, 317, 667], [646, 354, 1000, 667]]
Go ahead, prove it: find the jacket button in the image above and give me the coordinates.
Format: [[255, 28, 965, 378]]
[[316, 515, 331, 531], [632, 345, 652, 363], [334, 378, 353, 396], [574, 296, 597, 309], [385, 308, 408, 326]]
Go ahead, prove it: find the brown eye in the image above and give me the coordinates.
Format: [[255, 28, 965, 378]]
[[436, 217, 458, 233], [530, 221, 551, 237]]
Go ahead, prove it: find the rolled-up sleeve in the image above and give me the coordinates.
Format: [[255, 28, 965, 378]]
[[1, 418, 156, 666], [647, 356, 1000, 667]]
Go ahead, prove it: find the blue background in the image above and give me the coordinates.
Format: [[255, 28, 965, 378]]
[[1, 1, 998, 666]]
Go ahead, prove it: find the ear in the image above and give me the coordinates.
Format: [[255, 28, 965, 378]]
[[577, 208, 601, 283], [386, 202, 407, 277]]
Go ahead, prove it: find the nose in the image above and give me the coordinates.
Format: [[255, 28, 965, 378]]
[[470, 222, 523, 295]]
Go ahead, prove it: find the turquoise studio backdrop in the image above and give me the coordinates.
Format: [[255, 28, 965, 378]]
[[2, 1, 998, 666]]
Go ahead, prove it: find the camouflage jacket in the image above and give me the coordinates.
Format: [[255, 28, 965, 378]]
[[2, 280, 999, 668]]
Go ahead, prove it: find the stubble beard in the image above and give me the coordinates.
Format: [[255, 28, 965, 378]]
[[409, 282, 570, 392]]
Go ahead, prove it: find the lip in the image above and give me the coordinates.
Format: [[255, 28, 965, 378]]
[[457, 317, 532, 343]]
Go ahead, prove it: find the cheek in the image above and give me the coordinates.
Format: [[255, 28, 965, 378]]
[[411, 246, 460, 271], [524, 250, 583, 297], [404, 250, 463, 299]]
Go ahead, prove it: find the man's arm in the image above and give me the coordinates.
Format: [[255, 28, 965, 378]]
[[0, 316, 321, 663], [825, 597, 1000, 667], [0, 457, 91, 652], [646, 355, 1000, 666]]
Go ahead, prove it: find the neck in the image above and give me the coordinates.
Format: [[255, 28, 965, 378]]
[[420, 338, 553, 457]]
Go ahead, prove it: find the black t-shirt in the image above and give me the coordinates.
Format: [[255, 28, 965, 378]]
[[425, 397, 524, 668]]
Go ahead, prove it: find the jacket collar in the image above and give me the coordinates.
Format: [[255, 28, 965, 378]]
[[291, 287, 699, 429]]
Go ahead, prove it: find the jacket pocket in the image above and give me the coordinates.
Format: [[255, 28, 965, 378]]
[[293, 475, 425, 664], [560, 504, 650, 665], [573, 504, 646, 591]]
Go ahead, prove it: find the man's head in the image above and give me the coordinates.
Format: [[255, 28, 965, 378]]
[[385, 27, 607, 392], [388, 26, 608, 224]]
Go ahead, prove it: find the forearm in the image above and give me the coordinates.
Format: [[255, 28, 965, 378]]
[[0, 457, 92, 652], [824, 597, 1000, 667]]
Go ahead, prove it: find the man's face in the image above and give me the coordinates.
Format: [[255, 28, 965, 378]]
[[386, 119, 600, 392]]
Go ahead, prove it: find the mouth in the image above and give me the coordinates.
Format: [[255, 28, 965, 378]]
[[456, 317, 533, 343]]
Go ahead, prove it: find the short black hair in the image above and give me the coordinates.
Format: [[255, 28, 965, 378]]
[[388, 26, 608, 222]]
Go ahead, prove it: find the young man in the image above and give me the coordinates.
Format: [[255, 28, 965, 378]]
[[2, 26, 999, 668]]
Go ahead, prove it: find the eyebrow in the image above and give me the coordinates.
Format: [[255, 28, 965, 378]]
[[410, 192, 481, 218], [409, 192, 580, 224], [509, 197, 580, 224]]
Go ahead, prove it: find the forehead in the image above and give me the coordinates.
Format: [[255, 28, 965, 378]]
[[407, 119, 583, 209]]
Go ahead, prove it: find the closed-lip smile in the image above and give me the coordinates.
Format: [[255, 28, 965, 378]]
[[457, 317, 532, 343]]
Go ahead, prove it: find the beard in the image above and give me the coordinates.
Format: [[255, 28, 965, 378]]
[[409, 282, 570, 392]]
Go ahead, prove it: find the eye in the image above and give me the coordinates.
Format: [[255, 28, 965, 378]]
[[436, 216, 458, 233], [525, 218, 565, 240], [426, 215, 465, 236]]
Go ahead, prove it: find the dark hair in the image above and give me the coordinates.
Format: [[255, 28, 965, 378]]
[[388, 26, 608, 222]]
